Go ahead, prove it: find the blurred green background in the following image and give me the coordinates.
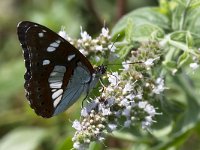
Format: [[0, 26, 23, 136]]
[[0, 0, 159, 150]]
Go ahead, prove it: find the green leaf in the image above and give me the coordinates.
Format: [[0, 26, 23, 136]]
[[186, 31, 194, 47], [177, 52, 191, 68], [125, 19, 134, 42], [163, 61, 177, 71], [0, 127, 47, 150], [89, 142, 103, 150], [112, 7, 170, 35], [131, 23, 164, 42], [185, 6, 200, 35], [56, 137, 73, 150]]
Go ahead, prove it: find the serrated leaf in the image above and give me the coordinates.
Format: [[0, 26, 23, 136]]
[[131, 23, 164, 42], [112, 7, 170, 36]]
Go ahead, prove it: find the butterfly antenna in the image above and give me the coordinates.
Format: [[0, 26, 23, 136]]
[[107, 61, 144, 66]]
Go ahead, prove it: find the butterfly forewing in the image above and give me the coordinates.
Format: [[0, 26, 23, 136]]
[[17, 21, 95, 118]]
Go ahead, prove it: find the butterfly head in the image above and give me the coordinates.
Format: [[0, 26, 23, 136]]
[[94, 65, 107, 75]]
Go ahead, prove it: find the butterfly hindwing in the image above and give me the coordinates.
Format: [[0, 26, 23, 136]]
[[17, 21, 95, 118]]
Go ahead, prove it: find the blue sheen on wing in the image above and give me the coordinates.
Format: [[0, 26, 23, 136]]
[[53, 62, 92, 115]]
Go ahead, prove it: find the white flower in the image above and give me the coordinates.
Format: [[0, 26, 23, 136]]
[[136, 93, 142, 99], [153, 77, 165, 94], [144, 58, 155, 66], [123, 82, 132, 94], [122, 61, 131, 70], [101, 27, 109, 37], [58, 27, 69, 40], [102, 107, 111, 116], [107, 98, 115, 106], [126, 94, 135, 100], [120, 98, 129, 106], [138, 101, 148, 109], [72, 120, 82, 131], [108, 72, 120, 86], [81, 107, 88, 117], [80, 27, 91, 41], [142, 120, 151, 129], [95, 45, 103, 51], [108, 124, 117, 131], [95, 56, 101, 62], [73, 142, 80, 149], [144, 104, 156, 116], [124, 120, 131, 127], [79, 48, 88, 56], [108, 44, 116, 52], [98, 136, 105, 142], [145, 116, 153, 122], [144, 57, 159, 67], [122, 106, 131, 117], [190, 62, 199, 70], [105, 85, 114, 92]]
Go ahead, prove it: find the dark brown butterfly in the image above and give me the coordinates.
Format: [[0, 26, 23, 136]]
[[17, 21, 106, 118]]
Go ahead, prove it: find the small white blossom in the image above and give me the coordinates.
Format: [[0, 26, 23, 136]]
[[153, 77, 165, 94], [108, 72, 120, 86], [138, 101, 148, 109], [95, 45, 103, 51], [136, 94, 142, 99], [122, 61, 131, 70], [80, 27, 91, 41], [79, 48, 88, 56], [123, 82, 133, 94], [108, 124, 117, 131], [58, 27, 69, 40], [73, 142, 81, 149], [126, 94, 135, 100], [190, 62, 199, 70], [95, 56, 101, 62], [108, 44, 116, 52], [107, 98, 115, 106], [101, 27, 109, 37], [101, 107, 111, 116], [122, 106, 131, 117], [120, 98, 129, 106], [144, 104, 156, 116], [142, 120, 151, 129], [124, 120, 131, 127], [72, 120, 82, 131], [81, 107, 88, 117], [144, 58, 155, 67]]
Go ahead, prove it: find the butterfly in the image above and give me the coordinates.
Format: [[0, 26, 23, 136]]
[[17, 21, 106, 118]]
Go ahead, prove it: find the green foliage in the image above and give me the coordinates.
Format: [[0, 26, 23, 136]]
[[109, 0, 200, 149], [0, 127, 48, 150], [1, 0, 200, 150]]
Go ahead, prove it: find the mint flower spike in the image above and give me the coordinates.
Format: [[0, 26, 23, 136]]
[[58, 26, 164, 149], [58, 26, 115, 62]]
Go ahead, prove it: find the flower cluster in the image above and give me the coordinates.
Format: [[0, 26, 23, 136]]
[[70, 39, 165, 149], [58, 26, 116, 63]]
